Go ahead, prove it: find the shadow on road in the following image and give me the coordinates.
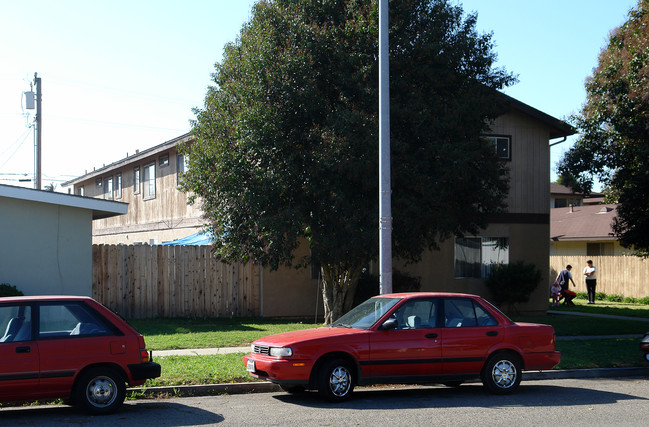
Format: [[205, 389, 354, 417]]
[[273, 379, 648, 410], [0, 400, 224, 426]]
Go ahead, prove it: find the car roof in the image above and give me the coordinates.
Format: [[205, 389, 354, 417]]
[[0, 295, 94, 303], [375, 292, 482, 299]]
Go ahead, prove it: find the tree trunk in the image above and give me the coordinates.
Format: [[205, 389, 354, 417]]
[[320, 263, 364, 324]]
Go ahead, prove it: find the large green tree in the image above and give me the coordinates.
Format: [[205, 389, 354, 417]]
[[557, 0, 649, 255], [181, 0, 515, 323]]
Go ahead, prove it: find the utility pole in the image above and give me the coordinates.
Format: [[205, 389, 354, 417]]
[[379, 0, 392, 294], [34, 72, 42, 190]]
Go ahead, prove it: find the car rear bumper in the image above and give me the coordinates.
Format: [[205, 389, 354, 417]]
[[128, 362, 162, 382], [524, 351, 561, 371]]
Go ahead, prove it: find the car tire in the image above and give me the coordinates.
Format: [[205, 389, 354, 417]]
[[280, 384, 307, 394], [481, 353, 522, 395], [317, 358, 354, 402], [74, 367, 126, 415]]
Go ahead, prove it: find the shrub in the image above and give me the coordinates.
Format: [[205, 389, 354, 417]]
[[485, 261, 542, 310], [638, 296, 649, 305], [605, 294, 624, 302], [0, 283, 24, 297]]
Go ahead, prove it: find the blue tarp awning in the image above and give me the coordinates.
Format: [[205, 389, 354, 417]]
[[161, 231, 213, 246]]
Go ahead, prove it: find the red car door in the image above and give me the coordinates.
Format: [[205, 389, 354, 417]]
[[441, 297, 503, 375], [0, 305, 39, 401], [368, 298, 442, 378]]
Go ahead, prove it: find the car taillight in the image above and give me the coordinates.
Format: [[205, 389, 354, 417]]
[[140, 349, 151, 363]]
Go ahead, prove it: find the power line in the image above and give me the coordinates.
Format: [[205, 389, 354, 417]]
[[0, 128, 32, 170]]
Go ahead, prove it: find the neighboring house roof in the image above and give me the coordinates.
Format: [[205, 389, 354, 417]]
[[0, 184, 127, 220], [550, 204, 617, 241], [61, 133, 192, 187], [551, 183, 581, 196]]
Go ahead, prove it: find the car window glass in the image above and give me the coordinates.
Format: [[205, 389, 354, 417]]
[[474, 302, 498, 326], [39, 303, 112, 338], [393, 299, 438, 329], [333, 297, 401, 329], [0, 305, 32, 342], [444, 298, 478, 328]]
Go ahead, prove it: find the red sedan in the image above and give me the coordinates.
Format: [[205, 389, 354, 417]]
[[0, 296, 160, 414], [244, 292, 560, 401]]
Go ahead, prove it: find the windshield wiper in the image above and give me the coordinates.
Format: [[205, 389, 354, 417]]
[[332, 323, 352, 328]]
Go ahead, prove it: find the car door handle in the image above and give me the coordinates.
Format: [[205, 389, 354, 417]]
[[15, 346, 31, 353], [425, 333, 438, 339], [486, 331, 498, 337]]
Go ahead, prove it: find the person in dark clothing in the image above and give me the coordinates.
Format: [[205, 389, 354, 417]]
[[555, 265, 577, 306]]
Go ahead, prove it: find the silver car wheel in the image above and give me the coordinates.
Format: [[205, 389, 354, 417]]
[[491, 359, 517, 389], [86, 375, 118, 407], [329, 365, 351, 397]]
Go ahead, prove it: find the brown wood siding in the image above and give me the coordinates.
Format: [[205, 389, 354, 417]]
[[488, 111, 550, 214], [73, 147, 203, 243]]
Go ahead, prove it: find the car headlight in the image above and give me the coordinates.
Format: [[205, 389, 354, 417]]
[[269, 347, 292, 357]]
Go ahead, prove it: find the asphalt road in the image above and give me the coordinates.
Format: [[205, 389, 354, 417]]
[[1, 377, 649, 426]]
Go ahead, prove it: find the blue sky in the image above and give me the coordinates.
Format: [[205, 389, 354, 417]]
[[0, 0, 638, 190]]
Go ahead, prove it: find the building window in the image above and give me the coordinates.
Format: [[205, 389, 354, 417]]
[[159, 154, 169, 167], [115, 173, 122, 199], [105, 176, 113, 200], [176, 153, 187, 185], [77, 186, 85, 196], [143, 163, 156, 199], [483, 135, 511, 160], [587, 242, 614, 256], [96, 178, 102, 188], [134, 167, 141, 194], [454, 237, 509, 279]]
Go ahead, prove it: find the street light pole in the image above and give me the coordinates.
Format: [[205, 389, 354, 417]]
[[379, 0, 392, 294], [34, 72, 42, 190]]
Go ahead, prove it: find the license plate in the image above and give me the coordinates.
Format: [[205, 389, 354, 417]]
[[246, 359, 255, 372]]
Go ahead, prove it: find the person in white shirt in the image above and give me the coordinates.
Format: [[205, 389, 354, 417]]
[[584, 260, 597, 304]]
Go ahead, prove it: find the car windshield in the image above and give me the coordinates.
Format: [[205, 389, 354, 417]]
[[332, 297, 401, 329]]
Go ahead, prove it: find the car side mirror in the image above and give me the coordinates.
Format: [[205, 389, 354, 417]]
[[380, 318, 398, 331]]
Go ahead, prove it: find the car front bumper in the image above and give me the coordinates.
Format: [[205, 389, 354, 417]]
[[243, 354, 312, 385]]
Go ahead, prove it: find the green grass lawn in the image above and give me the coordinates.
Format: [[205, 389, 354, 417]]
[[129, 317, 320, 350]]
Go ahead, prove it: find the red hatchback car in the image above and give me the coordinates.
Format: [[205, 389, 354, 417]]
[[0, 296, 160, 414], [244, 292, 560, 401]]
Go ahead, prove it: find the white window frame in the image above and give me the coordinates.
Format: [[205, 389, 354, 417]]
[[134, 167, 141, 195], [143, 162, 156, 200], [105, 176, 113, 200], [115, 173, 122, 199], [484, 135, 511, 160]]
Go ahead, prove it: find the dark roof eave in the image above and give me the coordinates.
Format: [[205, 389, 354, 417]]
[[497, 92, 576, 139]]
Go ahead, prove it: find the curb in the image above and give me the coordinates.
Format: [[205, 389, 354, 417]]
[[128, 367, 649, 398]]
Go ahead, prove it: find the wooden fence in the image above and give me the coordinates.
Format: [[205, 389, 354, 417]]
[[92, 245, 261, 319], [549, 255, 649, 298]]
